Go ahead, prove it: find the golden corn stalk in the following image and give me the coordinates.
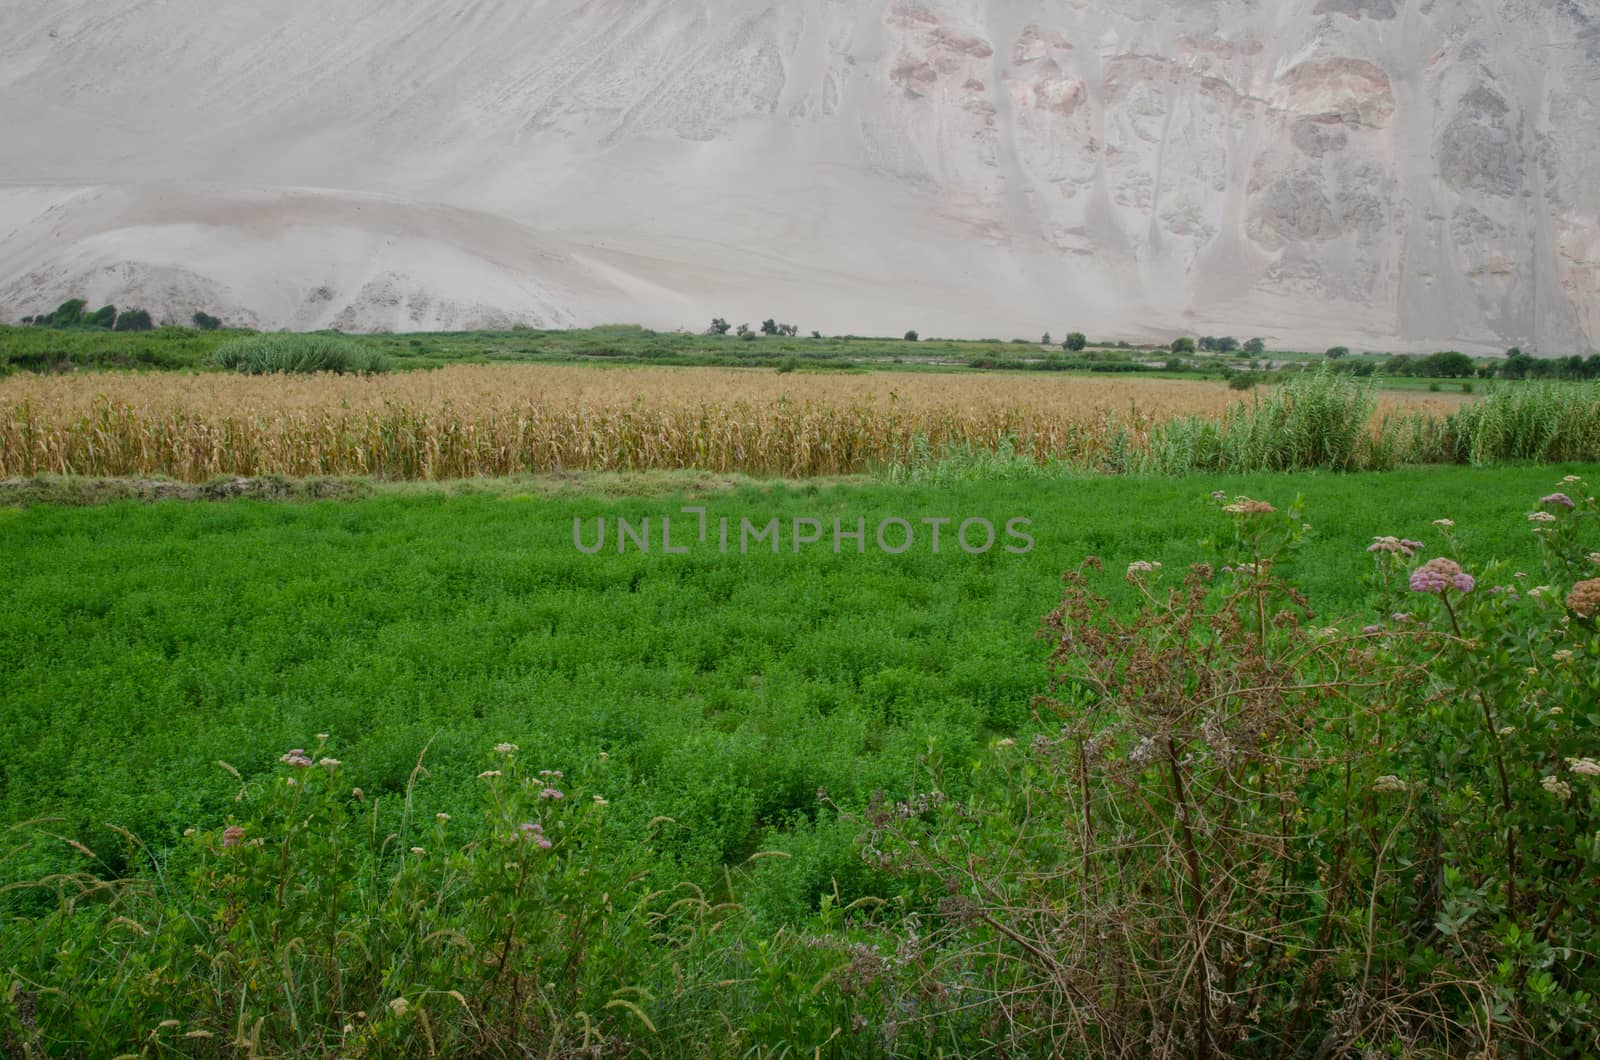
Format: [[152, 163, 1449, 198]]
[[0, 365, 1466, 482]]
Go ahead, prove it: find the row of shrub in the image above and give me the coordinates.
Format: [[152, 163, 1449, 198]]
[[1320, 350, 1600, 381], [20, 299, 156, 333]]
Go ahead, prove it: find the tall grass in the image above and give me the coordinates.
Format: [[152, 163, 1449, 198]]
[[1139, 368, 1376, 474], [1433, 381, 1600, 464], [1138, 372, 1600, 476], [212, 334, 390, 375]]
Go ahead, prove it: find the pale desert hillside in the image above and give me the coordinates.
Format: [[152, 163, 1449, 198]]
[[1, 0, 1597, 351]]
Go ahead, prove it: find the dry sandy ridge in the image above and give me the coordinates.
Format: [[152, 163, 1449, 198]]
[[1, 0, 1597, 352]]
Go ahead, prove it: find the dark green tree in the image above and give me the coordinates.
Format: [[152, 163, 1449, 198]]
[[1170, 336, 1196, 354], [1242, 337, 1265, 356], [1064, 332, 1087, 352], [1420, 351, 1475, 378], [50, 298, 87, 327], [113, 308, 154, 332]]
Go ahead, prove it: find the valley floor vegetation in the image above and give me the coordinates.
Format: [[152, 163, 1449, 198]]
[[3, 465, 1600, 1055], [4, 320, 1595, 382]]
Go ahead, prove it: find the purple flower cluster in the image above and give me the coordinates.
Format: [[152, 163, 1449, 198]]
[[518, 822, 553, 849], [1541, 492, 1576, 509], [279, 748, 313, 768], [222, 825, 245, 849], [1409, 557, 1474, 594]]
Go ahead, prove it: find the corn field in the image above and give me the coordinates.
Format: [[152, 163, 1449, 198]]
[[1, 364, 1588, 481]]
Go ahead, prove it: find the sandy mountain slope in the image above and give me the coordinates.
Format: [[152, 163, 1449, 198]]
[[0, 0, 1596, 352]]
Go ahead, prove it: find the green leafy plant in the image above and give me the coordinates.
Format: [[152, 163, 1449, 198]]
[[212, 334, 390, 375]]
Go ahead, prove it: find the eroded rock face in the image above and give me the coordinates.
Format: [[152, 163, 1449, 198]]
[[0, 0, 1594, 351], [1313, 0, 1399, 20]]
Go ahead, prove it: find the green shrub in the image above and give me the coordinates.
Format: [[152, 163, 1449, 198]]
[[0, 744, 897, 1055], [1064, 332, 1087, 352], [867, 487, 1600, 1053], [904, 330, 919, 342], [85, 305, 117, 329], [212, 334, 390, 375], [191, 311, 222, 331]]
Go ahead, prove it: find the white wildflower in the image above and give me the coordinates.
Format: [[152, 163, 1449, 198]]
[[1542, 776, 1573, 801]]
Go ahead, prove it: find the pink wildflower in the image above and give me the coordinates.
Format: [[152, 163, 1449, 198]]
[[1410, 558, 1472, 595], [539, 788, 564, 800], [1368, 536, 1425, 558], [222, 826, 245, 849], [279, 749, 313, 768], [1541, 493, 1576, 509]]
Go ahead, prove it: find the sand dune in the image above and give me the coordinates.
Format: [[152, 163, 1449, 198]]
[[1, 0, 1596, 351]]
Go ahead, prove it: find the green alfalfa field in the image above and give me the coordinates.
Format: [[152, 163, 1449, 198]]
[[3, 462, 1600, 1055]]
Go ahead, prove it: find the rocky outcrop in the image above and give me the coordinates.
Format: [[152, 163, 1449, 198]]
[[0, 0, 1594, 351]]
